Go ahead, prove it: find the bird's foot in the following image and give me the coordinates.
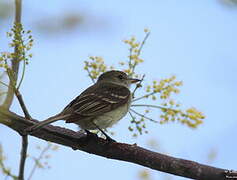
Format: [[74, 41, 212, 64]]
[[84, 129, 99, 139], [104, 135, 116, 143], [84, 129, 116, 142]]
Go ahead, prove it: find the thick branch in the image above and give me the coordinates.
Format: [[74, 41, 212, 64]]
[[0, 108, 235, 180]]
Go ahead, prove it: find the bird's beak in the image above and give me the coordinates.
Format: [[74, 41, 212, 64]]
[[128, 78, 141, 84]]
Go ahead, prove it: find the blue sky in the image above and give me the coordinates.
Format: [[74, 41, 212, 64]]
[[1, 0, 237, 179]]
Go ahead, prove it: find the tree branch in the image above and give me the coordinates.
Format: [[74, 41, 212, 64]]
[[9, 1, 30, 179], [16, 88, 30, 180], [18, 135, 27, 180], [0, 108, 235, 180], [2, 1, 29, 179], [132, 92, 156, 102], [130, 108, 158, 123], [3, 0, 22, 109], [132, 74, 145, 98], [15, 89, 31, 120]]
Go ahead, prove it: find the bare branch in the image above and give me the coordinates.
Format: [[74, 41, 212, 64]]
[[132, 74, 145, 98], [15, 89, 31, 119], [132, 92, 156, 102], [130, 108, 158, 123], [0, 109, 235, 180], [131, 104, 179, 112], [128, 111, 136, 121], [137, 31, 150, 56], [132, 104, 164, 109], [18, 135, 28, 180]]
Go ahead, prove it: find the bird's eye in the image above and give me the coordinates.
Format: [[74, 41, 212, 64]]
[[118, 75, 124, 80]]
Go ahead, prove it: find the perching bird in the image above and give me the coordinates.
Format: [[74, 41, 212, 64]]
[[26, 70, 140, 140]]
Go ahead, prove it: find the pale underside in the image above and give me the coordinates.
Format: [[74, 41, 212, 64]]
[[72, 100, 131, 130]]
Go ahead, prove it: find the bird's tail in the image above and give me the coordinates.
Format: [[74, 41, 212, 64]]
[[26, 114, 70, 133]]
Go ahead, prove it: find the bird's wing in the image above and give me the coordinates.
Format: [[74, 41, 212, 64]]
[[63, 83, 130, 123]]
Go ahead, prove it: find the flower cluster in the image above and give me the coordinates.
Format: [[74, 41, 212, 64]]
[[145, 76, 183, 100], [159, 104, 204, 128], [0, 52, 11, 69], [121, 29, 150, 77], [84, 56, 108, 82], [3, 23, 33, 65], [0, 23, 33, 89], [129, 75, 204, 135], [128, 112, 148, 136]]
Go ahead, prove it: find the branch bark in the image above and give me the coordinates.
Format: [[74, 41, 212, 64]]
[[0, 108, 235, 180], [18, 135, 27, 180], [15, 88, 30, 180]]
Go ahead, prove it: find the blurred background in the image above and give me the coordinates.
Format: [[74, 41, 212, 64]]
[[0, 0, 237, 179]]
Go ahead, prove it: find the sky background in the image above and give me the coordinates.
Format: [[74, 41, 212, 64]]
[[1, 0, 237, 179]]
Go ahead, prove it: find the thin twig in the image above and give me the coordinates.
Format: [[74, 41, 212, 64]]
[[27, 143, 51, 180], [128, 111, 136, 121], [137, 31, 150, 56], [15, 88, 31, 119], [130, 108, 158, 123], [18, 136, 28, 180], [132, 74, 145, 98], [0, 81, 10, 88], [17, 58, 26, 90], [85, 68, 95, 83], [131, 104, 179, 113], [132, 92, 156, 102], [3, 70, 16, 108], [132, 104, 164, 109], [130, 32, 150, 75], [128, 47, 133, 71]]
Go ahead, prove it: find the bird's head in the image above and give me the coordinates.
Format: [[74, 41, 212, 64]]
[[97, 70, 141, 88]]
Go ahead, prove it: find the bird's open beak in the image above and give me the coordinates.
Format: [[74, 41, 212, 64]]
[[128, 78, 141, 84]]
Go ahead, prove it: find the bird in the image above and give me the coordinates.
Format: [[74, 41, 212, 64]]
[[26, 70, 140, 140]]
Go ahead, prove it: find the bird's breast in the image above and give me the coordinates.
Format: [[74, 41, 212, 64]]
[[92, 102, 130, 129]]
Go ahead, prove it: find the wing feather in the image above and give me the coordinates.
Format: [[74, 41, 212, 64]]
[[63, 82, 130, 123]]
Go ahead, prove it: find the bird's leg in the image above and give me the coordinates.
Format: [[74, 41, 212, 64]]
[[92, 122, 116, 142], [84, 129, 98, 139]]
